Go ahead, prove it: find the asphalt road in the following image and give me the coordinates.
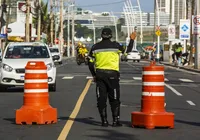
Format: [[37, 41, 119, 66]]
[[0, 58, 200, 140]]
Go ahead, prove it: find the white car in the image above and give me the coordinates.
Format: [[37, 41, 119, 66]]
[[122, 50, 141, 62], [49, 46, 63, 64], [0, 42, 57, 91]]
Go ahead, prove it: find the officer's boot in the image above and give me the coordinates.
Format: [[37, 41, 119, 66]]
[[98, 108, 108, 127], [112, 107, 122, 127]]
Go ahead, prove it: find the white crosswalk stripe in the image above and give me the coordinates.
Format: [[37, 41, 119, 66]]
[[86, 76, 93, 79], [179, 79, 194, 82], [133, 77, 142, 80], [62, 76, 74, 79]]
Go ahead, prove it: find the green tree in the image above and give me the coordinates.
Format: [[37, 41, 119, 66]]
[[33, 0, 50, 42]]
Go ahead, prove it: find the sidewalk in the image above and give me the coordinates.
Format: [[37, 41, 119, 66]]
[[160, 61, 200, 73]]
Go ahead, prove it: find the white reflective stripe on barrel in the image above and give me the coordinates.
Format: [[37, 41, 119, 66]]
[[142, 92, 165, 96], [24, 89, 48, 93], [142, 71, 164, 75], [25, 79, 48, 83], [25, 70, 47, 73], [143, 82, 165, 86]]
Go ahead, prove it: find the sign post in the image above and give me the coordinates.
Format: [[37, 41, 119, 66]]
[[194, 1, 200, 69], [179, 19, 191, 53]]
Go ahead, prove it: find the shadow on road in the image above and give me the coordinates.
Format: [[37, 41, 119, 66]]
[[175, 119, 200, 127], [59, 116, 134, 128], [3, 118, 15, 124], [86, 129, 139, 140]]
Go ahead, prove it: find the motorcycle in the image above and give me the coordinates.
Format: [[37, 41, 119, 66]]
[[76, 53, 89, 65]]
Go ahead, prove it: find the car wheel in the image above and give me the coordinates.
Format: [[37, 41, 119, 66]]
[[133, 60, 136, 62], [137, 60, 140, 62], [59, 61, 63, 65], [49, 82, 56, 92]]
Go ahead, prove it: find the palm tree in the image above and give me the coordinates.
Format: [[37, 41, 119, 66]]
[[33, 0, 50, 42]]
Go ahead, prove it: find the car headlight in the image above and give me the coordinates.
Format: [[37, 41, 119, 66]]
[[47, 63, 53, 71], [2, 64, 13, 72]]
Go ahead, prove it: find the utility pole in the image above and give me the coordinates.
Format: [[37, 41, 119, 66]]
[[59, 0, 63, 56], [153, 0, 156, 42], [0, 0, 6, 54], [37, 0, 41, 41], [71, 2, 75, 57], [189, 0, 195, 65], [195, 0, 200, 69], [50, 0, 54, 44], [156, 0, 160, 61], [169, 0, 173, 63], [67, 2, 70, 57], [5, 0, 11, 46], [25, 0, 30, 42]]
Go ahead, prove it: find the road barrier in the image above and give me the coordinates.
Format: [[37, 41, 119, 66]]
[[16, 61, 57, 125], [131, 61, 174, 129]]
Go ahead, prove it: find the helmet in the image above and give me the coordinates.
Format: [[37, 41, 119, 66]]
[[101, 28, 112, 39], [78, 42, 82, 46]]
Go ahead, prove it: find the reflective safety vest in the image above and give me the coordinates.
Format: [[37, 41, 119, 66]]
[[88, 40, 124, 71]]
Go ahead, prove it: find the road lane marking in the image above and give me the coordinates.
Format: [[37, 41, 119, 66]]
[[86, 76, 93, 79], [57, 79, 92, 140], [165, 78, 169, 81], [62, 76, 74, 79], [133, 77, 142, 80], [186, 100, 196, 106], [165, 83, 183, 96], [179, 79, 194, 82]]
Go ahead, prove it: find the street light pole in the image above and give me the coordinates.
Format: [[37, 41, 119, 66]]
[[71, 2, 75, 57], [67, 3, 70, 57], [136, 0, 143, 44], [195, 0, 200, 69], [156, 0, 160, 61], [25, 0, 30, 42], [60, 0, 63, 56], [37, 0, 41, 41]]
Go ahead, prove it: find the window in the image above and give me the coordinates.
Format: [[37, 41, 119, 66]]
[[5, 45, 50, 59], [49, 48, 59, 53]]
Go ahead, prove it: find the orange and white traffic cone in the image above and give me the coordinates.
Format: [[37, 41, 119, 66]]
[[131, 61, 174, 129], [16, 61, 57, 125]]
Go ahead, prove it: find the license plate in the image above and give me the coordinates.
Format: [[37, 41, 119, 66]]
[[20, 76, 24, 80]]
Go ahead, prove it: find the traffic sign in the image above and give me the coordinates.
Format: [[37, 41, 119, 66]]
[[156, 30, 161, 36], [179, 19, 190, 40], [168, 24, 176, 41], [192, 15, 200, 35]]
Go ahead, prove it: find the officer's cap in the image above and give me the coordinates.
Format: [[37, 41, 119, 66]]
[[101, 28, 112, 39]]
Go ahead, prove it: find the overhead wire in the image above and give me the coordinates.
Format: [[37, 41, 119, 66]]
[[76, 0, 124, 8]]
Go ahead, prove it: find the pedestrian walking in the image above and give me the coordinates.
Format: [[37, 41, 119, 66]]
[[87, 28, 137, 127]]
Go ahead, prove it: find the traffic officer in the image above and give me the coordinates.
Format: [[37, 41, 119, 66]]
[[88, 28, 137, 127]]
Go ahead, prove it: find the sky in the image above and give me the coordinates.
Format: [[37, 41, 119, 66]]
[[44, 0, 154, 13]]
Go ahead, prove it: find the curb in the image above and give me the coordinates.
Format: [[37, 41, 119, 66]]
[[160, 62, 200, 73]]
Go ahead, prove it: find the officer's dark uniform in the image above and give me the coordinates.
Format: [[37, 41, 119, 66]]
[[88, 28, 135, 127]]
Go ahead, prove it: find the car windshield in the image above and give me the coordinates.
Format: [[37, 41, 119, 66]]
[[4, 45, 50, 59], [49, 48, 59, 53]]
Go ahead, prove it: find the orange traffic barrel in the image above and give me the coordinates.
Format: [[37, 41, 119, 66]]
[[131, 61, 174, 129], [16, 61, 57, 125]]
